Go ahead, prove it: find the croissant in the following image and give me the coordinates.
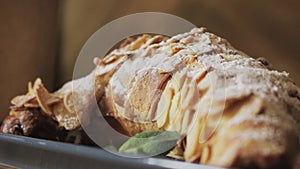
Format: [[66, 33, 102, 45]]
[[1, 28, 299, 169]]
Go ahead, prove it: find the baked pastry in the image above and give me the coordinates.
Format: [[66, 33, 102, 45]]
[[1, 28, 299, 169]]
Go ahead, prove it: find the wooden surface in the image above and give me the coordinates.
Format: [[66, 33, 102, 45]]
[[0, 0, 59, 120]]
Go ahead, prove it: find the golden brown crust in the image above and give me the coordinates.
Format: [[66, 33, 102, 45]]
[[1, 28, 299, 169]]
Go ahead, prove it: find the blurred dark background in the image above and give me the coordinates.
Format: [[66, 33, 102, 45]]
[[0, 0, 299, 120]]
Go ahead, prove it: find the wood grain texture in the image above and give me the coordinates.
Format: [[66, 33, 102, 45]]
[[0, 0, 59, 120]]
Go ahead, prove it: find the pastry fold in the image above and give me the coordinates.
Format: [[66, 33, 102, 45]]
[[1, 28, 300, 169]]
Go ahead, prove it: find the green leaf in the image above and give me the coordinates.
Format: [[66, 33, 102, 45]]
[[119, 130, 180, 156], [104, 145, 118, 152]]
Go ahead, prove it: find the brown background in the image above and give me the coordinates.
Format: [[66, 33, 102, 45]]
[[0, 0, 299, 120]]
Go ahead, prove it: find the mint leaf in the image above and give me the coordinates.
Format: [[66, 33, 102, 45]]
[[119, 130, 180, 156]]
